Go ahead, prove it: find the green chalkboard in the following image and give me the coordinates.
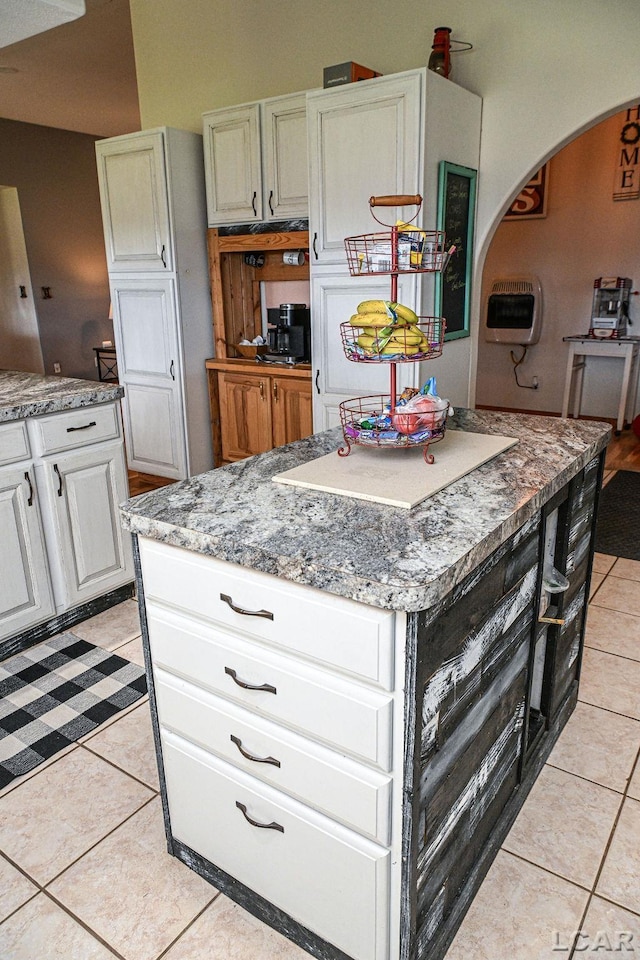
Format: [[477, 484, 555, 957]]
[[435, 162, 477, 341]]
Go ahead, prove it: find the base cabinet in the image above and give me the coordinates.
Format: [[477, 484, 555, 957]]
[[0, 403, 134, 643], [212, 365, 313, 464], [135, 452, 602, 960], [0, 463, 55, 639]]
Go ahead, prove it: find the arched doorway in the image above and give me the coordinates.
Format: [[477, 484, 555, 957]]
[[474, 100, 640, 423]]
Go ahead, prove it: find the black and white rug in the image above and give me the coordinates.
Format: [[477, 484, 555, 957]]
[[594, 470, 640, 562], [0, 633, 147, 789]]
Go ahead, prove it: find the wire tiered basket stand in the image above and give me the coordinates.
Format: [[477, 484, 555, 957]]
[[339, 194, 453, 464]]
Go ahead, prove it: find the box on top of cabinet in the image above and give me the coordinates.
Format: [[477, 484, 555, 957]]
[[323, 62, 382, 88]]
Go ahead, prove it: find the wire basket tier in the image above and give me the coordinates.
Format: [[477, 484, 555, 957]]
[[340, 317, 445, 363], [344, 229, 448, 277], [338, 394, 450, 454]]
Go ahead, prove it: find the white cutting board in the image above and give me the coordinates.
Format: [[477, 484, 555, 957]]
[[272, 430, 519, 509]]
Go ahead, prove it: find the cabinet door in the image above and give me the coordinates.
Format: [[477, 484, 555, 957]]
[[39, 441, 134, 609], [307, 72, 422, 265], [96, 131, 172, 272], [219, 372, 273, 461], [0, 465, 54, 640], [311, 271, 419, 432], [272, 376, 313, 448], [203, 104, 262, 225], [261, 94, 308, 221], [111, 279, 187, 479]]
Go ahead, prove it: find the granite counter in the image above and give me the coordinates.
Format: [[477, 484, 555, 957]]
[[0, 370, 123, 422]]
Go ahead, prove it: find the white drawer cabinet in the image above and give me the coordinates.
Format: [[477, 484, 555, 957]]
[[138, 537, 403, 960], [0, 402, 133, 643], [146, 603, 393, 769], [154, 668, 392, 843], [141, 539, 394, 689], [162, 730, 390, 960]]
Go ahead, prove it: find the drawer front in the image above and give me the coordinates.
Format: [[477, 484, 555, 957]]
[[139, 538, 394, 689], [29, 402, 121, 455], [0, 420, 30, 466], [162, 730, 390, 960], [155, 667, 392, 843], [147, 604, 393, 770]]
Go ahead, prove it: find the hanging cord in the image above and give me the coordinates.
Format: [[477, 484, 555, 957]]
[[510, 346, 538, 389]]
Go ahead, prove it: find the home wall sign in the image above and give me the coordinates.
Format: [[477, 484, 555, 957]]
[[436, 161, 477, 341], [613, 104, 640, 201], [503, 164, 549, 220]]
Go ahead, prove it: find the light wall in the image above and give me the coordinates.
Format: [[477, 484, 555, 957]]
[[477, 110, 640, 420], [129, 0, 640, 405]]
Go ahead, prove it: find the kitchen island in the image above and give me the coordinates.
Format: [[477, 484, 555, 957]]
[[0, 371, 134, 657], [121, 409, 610, 960]]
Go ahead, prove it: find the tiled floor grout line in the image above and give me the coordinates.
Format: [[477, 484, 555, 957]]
[[36, 794, 158, 891], [543, 760, 628, 795], [41, 887, 126, 959], [153, 892, 222, 960], [80, 739, 160, 793], [583, 643, 640, 664], [496, 847, 592, 894]]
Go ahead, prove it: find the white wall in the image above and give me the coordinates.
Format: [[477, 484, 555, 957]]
[[129, 0, 640, 405], [477, 110, 640, 421]]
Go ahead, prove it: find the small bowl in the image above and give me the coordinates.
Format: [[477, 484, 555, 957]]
[[234, 343, 268, 359]]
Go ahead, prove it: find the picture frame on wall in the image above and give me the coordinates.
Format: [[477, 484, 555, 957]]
[[503, 163, 550, 220], [436, 161, 477, 341]]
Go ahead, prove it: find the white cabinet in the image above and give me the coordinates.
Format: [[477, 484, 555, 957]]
[[307, 72, 422, 266], [203, 93, 308, 226], [96, 128, 214, 480], [95, 132, 173, 273], [0, 403, 133, 643], [139, 537, 400, 960], [110, 278, 186, 478], [307, 68, 482, 426], [0, 463, 55, 640], [310, 269, 420, 431]]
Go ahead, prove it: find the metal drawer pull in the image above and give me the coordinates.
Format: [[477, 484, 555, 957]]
[[24, 471, 34, 507], [230, 734, 280, 767], [225, 666, 276, 695], [66, 420, 96, 433], [53, 463, 63, 497], [220, 593, 274, 621], [235, 801, 284, 833]]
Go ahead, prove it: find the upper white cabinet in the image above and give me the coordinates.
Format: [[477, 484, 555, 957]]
[[96, 127, 214, 480], [203, 93, 308, 226], [96, 132, 173, 273], [307, 72, 423, 266]]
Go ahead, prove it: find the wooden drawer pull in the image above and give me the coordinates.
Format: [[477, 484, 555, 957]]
[[235, 801, 284, 833], [66, 420, 96, 433], [225, 666, 277, 695], [230, 734, 281, 767], [220, 592, 274, 621]]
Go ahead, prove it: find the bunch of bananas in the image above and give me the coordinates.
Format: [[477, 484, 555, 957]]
[[349, 300, 429, 357]]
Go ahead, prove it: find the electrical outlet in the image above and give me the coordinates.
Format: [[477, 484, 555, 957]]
[[53, 363, 61, 374]]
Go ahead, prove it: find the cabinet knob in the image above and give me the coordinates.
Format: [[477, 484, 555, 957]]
[[225, 666, 277, 695], [53, 463, 63, 497], [268, 189, 274, 216], [230, 734, 281, 768], [273, 381, 278, 402], [251, 191, 257, 216], [160, 244, 167, 268], [259, 380, 265, 400], [235, 801, 284, 833]]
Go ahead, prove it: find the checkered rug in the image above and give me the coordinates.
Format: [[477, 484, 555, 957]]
[[0, 633, 147, 789]]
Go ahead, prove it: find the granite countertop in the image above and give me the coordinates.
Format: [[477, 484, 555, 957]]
[[120, 409, 611, 613], [0, 371, 124, 422]]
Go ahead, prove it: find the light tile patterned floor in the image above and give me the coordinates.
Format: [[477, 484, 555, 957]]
[[0, 561, 638, 960]]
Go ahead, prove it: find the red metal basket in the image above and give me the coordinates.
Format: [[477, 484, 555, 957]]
[[340, 317, 445, 363], [344, 229, 448, 277], [338, 394, 450, 460]]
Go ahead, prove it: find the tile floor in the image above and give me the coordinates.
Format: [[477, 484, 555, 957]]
[[0, 552, 639, 959]]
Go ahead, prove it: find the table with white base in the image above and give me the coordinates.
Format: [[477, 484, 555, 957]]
[[561, 335, 640, 434]]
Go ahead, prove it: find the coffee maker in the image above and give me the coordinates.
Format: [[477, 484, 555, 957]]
[[265, 303, 311, 363]]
